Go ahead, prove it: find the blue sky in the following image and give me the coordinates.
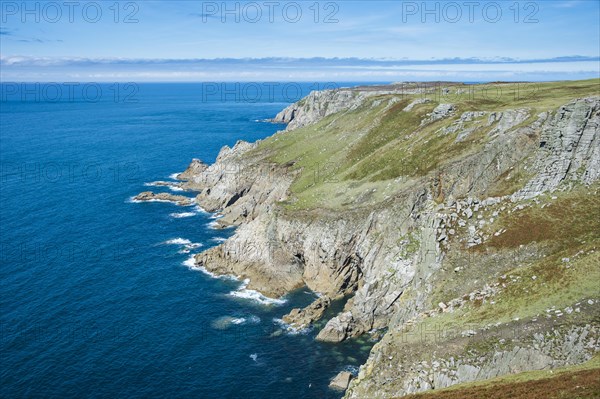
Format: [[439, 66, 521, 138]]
[[1, 0, 599, 81]]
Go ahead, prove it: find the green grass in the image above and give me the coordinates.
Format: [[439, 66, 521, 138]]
[[252, 79, 600, 211], [393, 187, 600, 348]]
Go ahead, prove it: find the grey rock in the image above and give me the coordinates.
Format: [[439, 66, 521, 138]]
[[515, 97, 600, 199], [133, 191, 194, 206], [176, 158, 209, 181], [329, 371, 354, 391], [282, 295, 331, 329]]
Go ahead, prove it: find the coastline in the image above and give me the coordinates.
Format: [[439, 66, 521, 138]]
[[134, 80, 600, 397]]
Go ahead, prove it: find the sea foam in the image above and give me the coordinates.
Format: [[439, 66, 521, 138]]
[[182, 254, 237, 281], [211, 315, 259, 329], [194, 205, 208, 214], [164, 238, 192, 245], [144, 182, 184, 192], [182, 254, 217, 278], [273, 318, 312, 335], [228, 279, 287, 306], [169, 212, 196, 218]]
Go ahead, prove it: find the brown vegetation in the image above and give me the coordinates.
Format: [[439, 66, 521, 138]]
[[399, 367, 600, 399]]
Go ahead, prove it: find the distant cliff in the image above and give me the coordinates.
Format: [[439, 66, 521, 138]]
[[171, 79, 600, 397]]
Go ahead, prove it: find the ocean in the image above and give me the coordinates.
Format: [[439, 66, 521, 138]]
[[0, 83, 375, 398]]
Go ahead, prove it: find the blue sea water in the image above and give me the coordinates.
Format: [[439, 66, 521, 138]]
[[0, 83, 375, 398]]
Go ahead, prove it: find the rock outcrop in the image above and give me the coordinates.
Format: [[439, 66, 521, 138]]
[[181, 140, 296, 225], [176, 158, 208, 181], [272, 83, 439, 130], [515, 97, 600, 199], [282, 295, 331, 330], [346, 322, 600, 398], [133, 191, 194, 206], [175, 83, 600, 397]]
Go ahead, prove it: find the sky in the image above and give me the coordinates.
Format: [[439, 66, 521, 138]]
[[1, 0, 599, 81]]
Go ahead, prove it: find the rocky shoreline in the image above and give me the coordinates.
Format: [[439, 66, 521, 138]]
[[132, 191, 195, 206], [136, 81, 600, 396]]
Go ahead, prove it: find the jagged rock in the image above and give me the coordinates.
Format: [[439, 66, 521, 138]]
[[180, 140, 296, 224], [133, 191, 194, 206], [487, 109, 530, 136], [176, 158, 208, 181], [515, 97, 600, 199], [273, 84, 440, 130], [273, 89, 366, 130], [168, 86, 600, 399], [424, 103, 455, 124], [184, 95, 599, 344], [282, 296, 331, 328], [464, 208, 473, 219], [347, 323, 600, 398], [329, 371, 354, 391], [317, 311, 356, 342]]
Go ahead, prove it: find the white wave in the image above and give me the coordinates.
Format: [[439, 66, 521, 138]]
[[181, 243, 203, 252], [170, 212, 196, 218], [228, 279, 287, 306], [182, 254, 197, 267], [211, 314, 258, 329], [206, 221, 221, 229], [273, 318, 312, 335], [194, 205, 208, 214], [164, 238, 192, 245], [182, 254, 237, 281], [212, 316, 246, 330], [144, 182, 184, 192], [182, 254, 217, 278], [129, 197, 185, 204], [169, 173, 181, 180], [209, 213, 224, 219], [211, 237, 228, 243], [250, 353, 258, 362]]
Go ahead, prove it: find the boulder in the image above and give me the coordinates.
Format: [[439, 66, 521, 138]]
[[329, 371, 354, 391], [316, 311, 355, 342], [282, 296, 331, 329]]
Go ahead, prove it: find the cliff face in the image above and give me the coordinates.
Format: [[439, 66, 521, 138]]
[[174, 80, 600, 396]]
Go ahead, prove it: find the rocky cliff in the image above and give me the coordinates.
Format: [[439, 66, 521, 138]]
[[159, 80, 600, 397]]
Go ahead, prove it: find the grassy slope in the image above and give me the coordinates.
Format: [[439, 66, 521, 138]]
[[248, 79, 600, 395], [254, 79, 599, 211], [395, 183, 599, 344], [398, 356, 600, 399]]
